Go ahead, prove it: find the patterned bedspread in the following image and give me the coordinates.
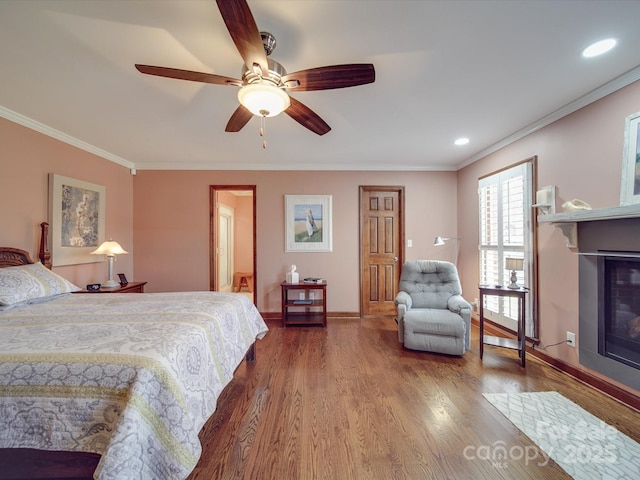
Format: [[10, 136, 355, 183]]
[[0, 291, 269, 479]]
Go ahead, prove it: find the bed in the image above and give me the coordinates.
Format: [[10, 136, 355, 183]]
[[0, 232, 268, 479]]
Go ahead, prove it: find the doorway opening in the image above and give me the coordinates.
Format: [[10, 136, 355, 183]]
[[210, 186, 257, 305]]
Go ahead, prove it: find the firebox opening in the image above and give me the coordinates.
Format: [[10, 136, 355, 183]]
[[598, 254, 640, 371]]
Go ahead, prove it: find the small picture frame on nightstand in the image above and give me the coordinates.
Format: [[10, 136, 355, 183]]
[[118, 273, 128, 286]]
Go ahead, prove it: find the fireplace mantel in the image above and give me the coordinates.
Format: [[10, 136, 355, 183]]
[[538, 204, 640, 248]]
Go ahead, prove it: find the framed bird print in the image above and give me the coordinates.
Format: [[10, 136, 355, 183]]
[[285, 195, 333, 252]]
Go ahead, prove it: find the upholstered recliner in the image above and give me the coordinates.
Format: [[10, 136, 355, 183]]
[[395, 260, 471, 355]]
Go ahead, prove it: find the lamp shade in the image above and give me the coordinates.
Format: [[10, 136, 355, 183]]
[[505, 257, 524, 271], [91, 240, 127, 288], [91, 241, 128, 256], [434, 236, 461, 246], [237, 83, 290, 117]]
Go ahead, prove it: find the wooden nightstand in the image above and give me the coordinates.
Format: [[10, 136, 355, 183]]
[[74, 281, 147, 294], [281, 281, 327, 327]]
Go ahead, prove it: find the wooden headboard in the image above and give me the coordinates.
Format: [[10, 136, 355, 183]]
[[0, 222, 51, 269], [0, 247, 35, 268]]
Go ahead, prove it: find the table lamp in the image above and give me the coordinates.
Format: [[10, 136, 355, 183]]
[[505, 257, 524, 289], [91, 240, 128, 288]]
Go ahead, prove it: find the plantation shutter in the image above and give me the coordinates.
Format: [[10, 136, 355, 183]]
[[478, 162, 535, 336]]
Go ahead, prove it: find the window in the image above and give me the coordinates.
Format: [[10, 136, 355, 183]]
[[478, 159, 536, 337]]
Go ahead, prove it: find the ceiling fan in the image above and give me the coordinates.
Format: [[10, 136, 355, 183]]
[[135, 0, 375, 136]]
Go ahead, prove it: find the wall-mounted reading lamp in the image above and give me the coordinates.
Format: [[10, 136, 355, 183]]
[[434, 236, 461, 265]]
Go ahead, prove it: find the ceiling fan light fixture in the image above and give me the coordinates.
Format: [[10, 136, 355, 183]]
[[237, 83, 290, 117]]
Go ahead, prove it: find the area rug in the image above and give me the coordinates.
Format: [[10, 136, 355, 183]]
[[482, 391, 640, 479]]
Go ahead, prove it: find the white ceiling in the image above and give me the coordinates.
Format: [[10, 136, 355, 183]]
[[1, 0, 640, 172]]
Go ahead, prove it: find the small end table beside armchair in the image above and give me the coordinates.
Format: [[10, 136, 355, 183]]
[[478, 285, 527, 367]]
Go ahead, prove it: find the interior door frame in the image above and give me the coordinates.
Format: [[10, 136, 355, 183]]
[[359, 186, 405, 317], [217, 203, 235, 292], [210, 185, 257, 304]]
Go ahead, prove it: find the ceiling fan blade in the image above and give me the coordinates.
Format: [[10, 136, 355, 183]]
[[225, 105, 253, 132], [216, 0, 269, 77], [282, 64, 375, 92], [135, 64, 242, 86], [285, 97, 331, 136]]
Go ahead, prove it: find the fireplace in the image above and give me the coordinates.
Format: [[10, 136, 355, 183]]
[[598, 255, 640, 370], [578, 217, 640, 391]]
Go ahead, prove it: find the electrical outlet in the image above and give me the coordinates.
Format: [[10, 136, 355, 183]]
[[299, 292, 305, 300], [309, 292, 315, 301], [407, 239, 412, 247], [566, 331, 576, 347]]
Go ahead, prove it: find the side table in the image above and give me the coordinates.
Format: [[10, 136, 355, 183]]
[[281, 281, 327, 327], [74, 281, 147, 294], [479, 285, 527, 367]]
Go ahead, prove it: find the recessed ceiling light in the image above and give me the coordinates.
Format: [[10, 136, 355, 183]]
[[582, 38, 617, 58], [454, 137, 469, 146]]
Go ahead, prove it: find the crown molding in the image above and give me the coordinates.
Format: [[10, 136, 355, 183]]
[[0, 106, 134, 169], [456, 65, 640, 170], [132, 162, 455, 172]]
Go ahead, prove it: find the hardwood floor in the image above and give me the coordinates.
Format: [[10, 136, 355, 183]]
[[188, 317, 640, 479]]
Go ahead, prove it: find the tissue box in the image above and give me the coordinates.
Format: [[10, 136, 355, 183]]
[[286, 272, 299, 284]]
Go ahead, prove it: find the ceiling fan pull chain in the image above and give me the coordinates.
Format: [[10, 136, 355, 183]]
[[260, 112, 267, 149]]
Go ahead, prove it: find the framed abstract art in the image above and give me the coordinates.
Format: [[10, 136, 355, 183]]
[[48, 174, 105, 266]]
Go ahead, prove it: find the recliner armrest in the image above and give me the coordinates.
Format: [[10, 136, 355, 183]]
[[395, 291, 412, 344], [395, 291, 412, 309], [448, 294, 472, 314], [448, 294, 472, 352]]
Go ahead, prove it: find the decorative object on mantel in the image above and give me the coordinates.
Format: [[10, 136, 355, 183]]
[[505, 257, 524, 289], [562, 199, 591, 212], [91, 240, 128, 288], [620, 111, 640, 206], [538, 203, 640, 249], [532, 185, 557, 215]]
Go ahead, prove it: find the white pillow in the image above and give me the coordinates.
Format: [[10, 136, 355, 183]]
[[0, 262, 80, 306]]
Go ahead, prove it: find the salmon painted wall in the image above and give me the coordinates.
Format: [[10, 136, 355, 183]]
[[0, 117, 134, 288], [133, 170, 459, 313], [234, 196, 254, 273], [457, 79, 640, 395]]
